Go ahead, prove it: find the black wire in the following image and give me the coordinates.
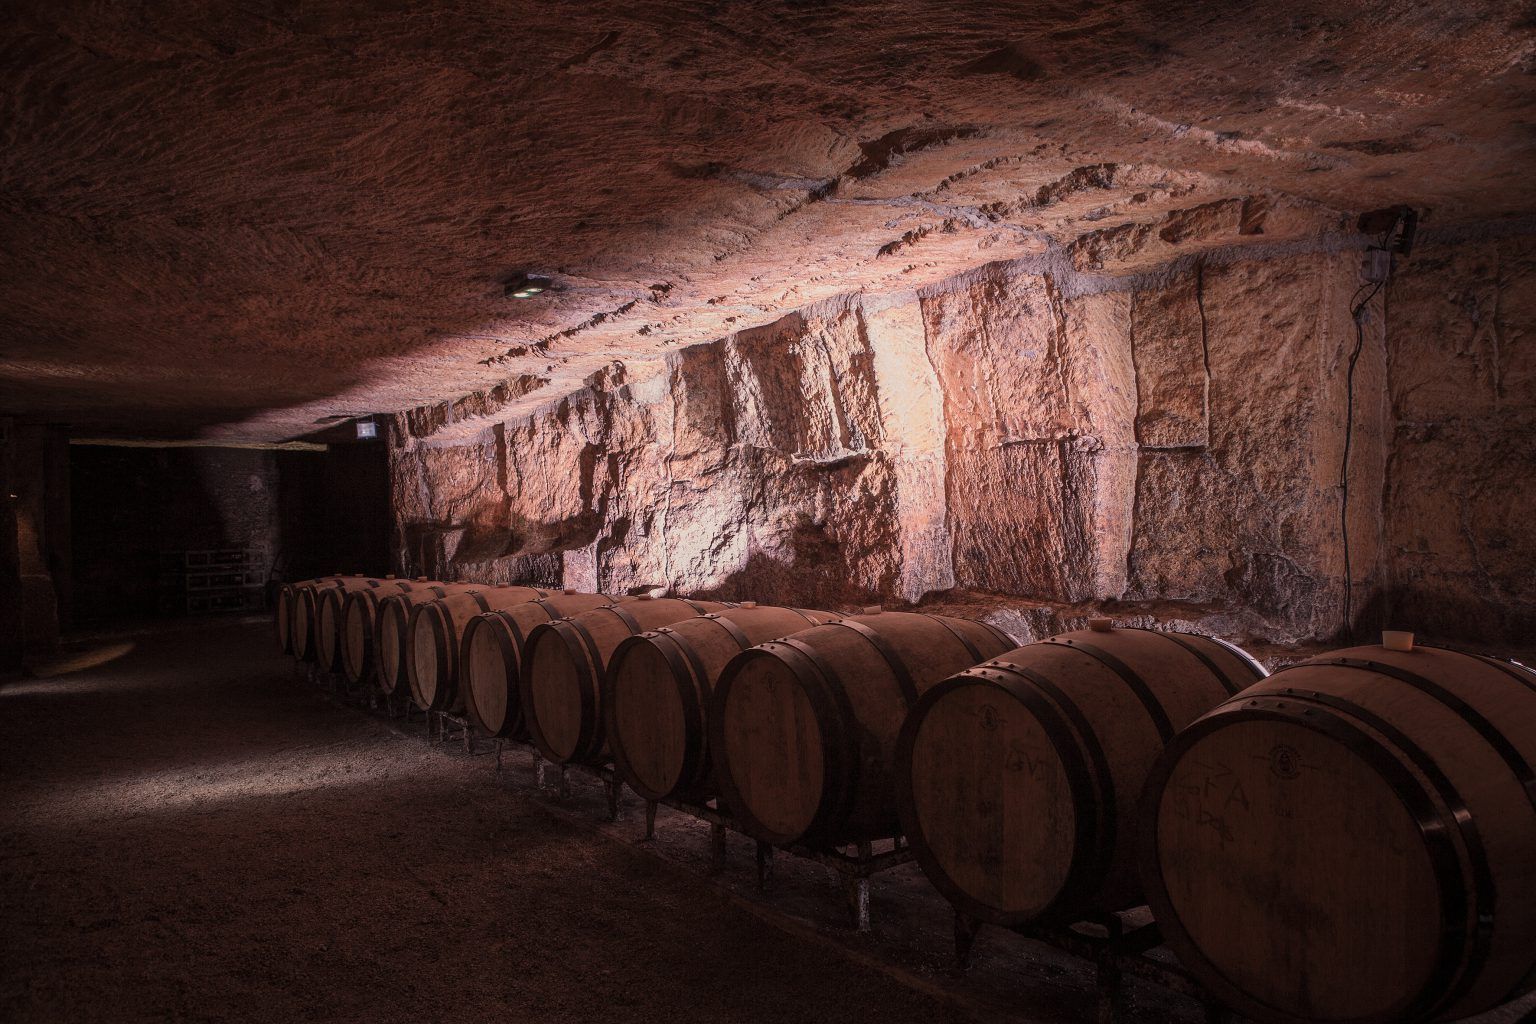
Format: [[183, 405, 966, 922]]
[[1340, 274, 1386, 638]]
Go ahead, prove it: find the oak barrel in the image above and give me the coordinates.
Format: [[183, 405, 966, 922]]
[[277, 574, 357, 655], [710, 610, 1013, 847], [373, 583, 491, 696], [293, 576, 383, 662], [275, 578, 325, 654], [335, 578, 443, 683], [1142, 639, 1536, 1024], [895, 624, 1265, 927], [521, 597, 731, 766], [459, 592, 623, 739], [317, 580, 414, 675], [406, 586, 569, 712], [605, 604, 837, 803]]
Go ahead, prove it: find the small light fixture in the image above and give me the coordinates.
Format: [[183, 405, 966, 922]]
[[503, 272, 552, 299], [355, 418, 378, 440]]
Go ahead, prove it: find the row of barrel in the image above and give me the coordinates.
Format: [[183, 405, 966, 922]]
[[275, 574, 1536, 1024]]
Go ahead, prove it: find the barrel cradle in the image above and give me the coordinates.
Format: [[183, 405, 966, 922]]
[[293, 576, 385, 663], [895, 624, 1266, 928], [338, 578, 444, 684], [406, 585, 563, 712], [459, 592, 622, 739], [710, 610, 1014, 848], [521, 597, 733, 767], [1141, 638, 1536, 1024], [605, 604, 838, 803], [373, 583, 490, 697]]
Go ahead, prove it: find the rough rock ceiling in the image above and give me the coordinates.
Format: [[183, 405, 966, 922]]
[[3, 1, 1533, 441]]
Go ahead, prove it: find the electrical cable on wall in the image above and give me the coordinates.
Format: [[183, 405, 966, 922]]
[[1339, 206, 1417, 638], [1340, 278, 1384, 637]]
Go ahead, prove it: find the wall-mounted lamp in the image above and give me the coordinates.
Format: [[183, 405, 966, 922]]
[[503, 272, 553, 299], [1357, 206, 1419, 283]]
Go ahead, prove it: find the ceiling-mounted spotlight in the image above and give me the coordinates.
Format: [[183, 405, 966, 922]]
[[355, 418, 378, 440], [503, 272, 553, 299]]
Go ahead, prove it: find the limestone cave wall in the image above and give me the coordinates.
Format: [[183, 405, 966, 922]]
[[1381, 233, 1536, 645], [387, 233, 1533, 647]]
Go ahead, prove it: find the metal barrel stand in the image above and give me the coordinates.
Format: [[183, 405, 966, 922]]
[[429, 710, 477, 753], [638, 793, 911, 932], [505, 745, 624, 822], [953, 912, 1234, 1024]]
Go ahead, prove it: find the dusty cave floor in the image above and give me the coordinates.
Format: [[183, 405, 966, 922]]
[[3, 621, 1534, 1024]]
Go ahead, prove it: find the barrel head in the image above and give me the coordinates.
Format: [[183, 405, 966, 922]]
[[903, 679, 1076, 923], [342, 598, 371, 683], [1149, 716, 1440, 1023], [464, 618, 514, 736], [525, 626, 589, 763], [717, 652, 826, 844], [608, 640, 690, 799]]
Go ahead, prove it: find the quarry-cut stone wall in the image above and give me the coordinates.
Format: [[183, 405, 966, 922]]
[[388, 233, 1534, 647], [1381, 233, 1536, 646]]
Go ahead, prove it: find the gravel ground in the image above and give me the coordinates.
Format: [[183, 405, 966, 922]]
[[4, 619, 1533, 1024], [2, 619, 986, 1024]]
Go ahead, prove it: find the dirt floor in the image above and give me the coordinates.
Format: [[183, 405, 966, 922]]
[[3, 619, 1534, 1024]]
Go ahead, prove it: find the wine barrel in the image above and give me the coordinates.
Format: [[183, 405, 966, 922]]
[[293, 576, 383, 663], [277, 574, 361, 655], [521, 597, 732, 766], [895, 623, 1265, 927], [710, 610, 1013, 847], [460, 592, 622, 739], [1142, 637, 1536, 1024], [316, 574, 405, 671], [334, 578, 443, 683], [276, 577, 325, 654], [373, 583, 495, 697], [605, 603, 838, 803], [407, 586, 582, 712]]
